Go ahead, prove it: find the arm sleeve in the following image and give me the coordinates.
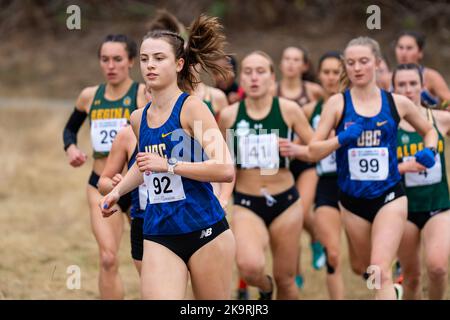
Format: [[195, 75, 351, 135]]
[[63, 107, 87, 151]]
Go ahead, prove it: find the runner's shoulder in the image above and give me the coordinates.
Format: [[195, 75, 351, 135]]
[[218, 101, 240, 128], [76, 85, 99, 112]]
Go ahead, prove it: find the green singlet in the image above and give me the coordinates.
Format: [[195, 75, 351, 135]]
[[310, 99, 337, 177], [397, 109, 450, 212], [230, 97, 291, 170], [89, 82, 139, 159]]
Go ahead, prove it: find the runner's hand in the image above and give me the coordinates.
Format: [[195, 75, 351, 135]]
[[403, 159, 426, 173], [112, 173, 123, 187], [337, 119, 364, 146], [415, 148, 436, 168], [100, 189, 120, 218], [279, 138, 302, 157], [136, 152, 168, 173], [66, 144, 87, 167]]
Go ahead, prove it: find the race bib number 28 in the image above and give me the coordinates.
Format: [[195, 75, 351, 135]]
[[348, 147, 389, 181]]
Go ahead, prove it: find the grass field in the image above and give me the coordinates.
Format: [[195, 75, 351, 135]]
[[1, 101, 449, 300]]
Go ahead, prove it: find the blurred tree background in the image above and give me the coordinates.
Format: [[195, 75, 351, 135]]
[[0, 0, 449, 98]]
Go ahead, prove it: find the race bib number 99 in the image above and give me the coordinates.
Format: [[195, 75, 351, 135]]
[[91, 118, 127, 153], [144, 172, 186, 204], [348, 147, 389, 181], [404, 155, 442, 187], [239, 133, 279, 169]]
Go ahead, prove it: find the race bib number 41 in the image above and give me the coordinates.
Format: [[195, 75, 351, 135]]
[[144, 172, 186, 204], [91, 118, 127, 153], [348, 147, 389, 181], [238, 133, 279, 169]]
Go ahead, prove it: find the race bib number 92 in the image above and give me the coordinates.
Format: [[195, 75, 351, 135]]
[[144, 172, 186, 204]]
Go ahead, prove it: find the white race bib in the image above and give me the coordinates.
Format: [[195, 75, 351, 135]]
[[239, 133, 279, 169], [138, 184, 148, 211], [348, 147, 389, 181], [144, 172, 186, 204], [404, 154, 442, 187], [317, 152, 337, 174], [91, 118, 127, 152]]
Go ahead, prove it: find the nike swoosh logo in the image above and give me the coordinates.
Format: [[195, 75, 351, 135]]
[[376, 120, 388, 127], [161, 131, 173, 138]]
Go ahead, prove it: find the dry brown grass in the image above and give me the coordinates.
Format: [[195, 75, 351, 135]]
[[0, 102, 449, 299]]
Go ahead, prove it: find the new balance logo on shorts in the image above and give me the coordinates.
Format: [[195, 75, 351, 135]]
[[200, 228, 212, 239], [384, 192, 395, 203]]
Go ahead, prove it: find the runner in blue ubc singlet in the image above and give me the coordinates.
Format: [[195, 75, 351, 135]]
[[309, 36, 438, 300], [336, 89, 401, 199], [139, 92, 227, 251], [100, 16, 236, 299]]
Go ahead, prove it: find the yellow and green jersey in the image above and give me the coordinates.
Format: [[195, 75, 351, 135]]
[[89, 82, 139, 159]]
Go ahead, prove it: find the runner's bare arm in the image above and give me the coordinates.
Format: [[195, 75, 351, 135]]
[[98, 127, 131, 195], [136, 83, 149, 109], [212, 87, 229, 113], [63, 86, 98, 166], [174, 96, 235, 182], [107, 108, 146, 194], [433, 109, 450, 136], [279, 98, 314, 161], [396, 94, 438, 148], [427, 68, 450, 101], [308, 93, 343, 162]]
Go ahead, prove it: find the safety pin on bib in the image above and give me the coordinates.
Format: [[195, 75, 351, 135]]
[[260, 188, 277, 207]]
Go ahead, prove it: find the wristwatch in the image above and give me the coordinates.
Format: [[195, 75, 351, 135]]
[[167, 157, 179, 174]]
